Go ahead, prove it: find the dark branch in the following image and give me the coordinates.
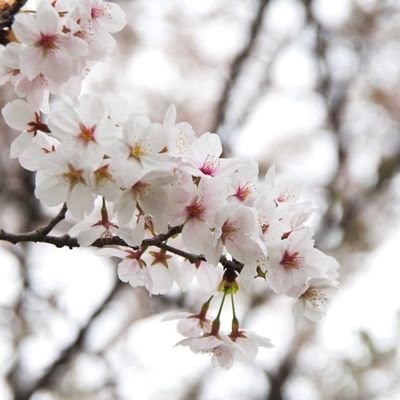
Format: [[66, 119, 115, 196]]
[[0, 0, 27, 29], [35, 203, 67, 236], [211, 0, 270, 135], [0, 216, 243, 271], [0, 0, 28, 44], [13, 279, 124, 400]]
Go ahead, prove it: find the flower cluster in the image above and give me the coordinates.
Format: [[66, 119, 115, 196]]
[[0, 0, 126, 112], [0, 0, 339, 369]]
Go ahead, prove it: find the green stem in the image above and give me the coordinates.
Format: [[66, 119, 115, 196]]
[[230, 291, 237, 319], [211, 291, 227, 335]]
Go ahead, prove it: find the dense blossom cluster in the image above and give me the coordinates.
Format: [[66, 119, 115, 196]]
[[0, 0, 339, 368]]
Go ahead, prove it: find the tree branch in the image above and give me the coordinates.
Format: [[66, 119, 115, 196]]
[[0, 0, 27, 28], [13, 279, 124, 400], [211, 0, 271, 135], [0, 214, 244, 273]]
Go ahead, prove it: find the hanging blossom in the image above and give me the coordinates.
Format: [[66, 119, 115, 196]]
[[0, 0, 340, 369]]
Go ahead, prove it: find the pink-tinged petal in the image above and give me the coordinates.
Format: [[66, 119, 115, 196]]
[[94, 2, 126, 33], [162, 311, 192, 322], [76, 226, 104, 246], [2, 100, 33, 130], [169, 260, 196, 291], [246, 332, 273, 348], [182, 220, 213, 255], [212, 345, 234, 369], [59, 36, 88, 57], [190, 132, 222, 161], [78, 94, 106, 125], [44, 52, 72, 83], [116, 191, 136, 226], [20, 47, 44, 80], [0, 72, 10, 86], [148, 265, 173, 295], [163, 104, 176, 127], [196, 263, 223, 294], [304, 304, 325, 322], [9, 133, 32, 158], [35, 175, 69, 206], [68, 184, 94, 218], [226, 236, 262, 264], [177, 318, 204, 337], [97, 248, 127, 259], [36, 1, 61, 34], [48, 108, 80, 139], [177, 335, 222, 352], [238, 263, 257, 293], [13, 14, 39, 44], [234, 337, 258, 361], [117, 259, 137, 283]]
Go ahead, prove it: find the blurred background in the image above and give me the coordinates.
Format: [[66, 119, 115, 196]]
[[1, 0, 400, 399]]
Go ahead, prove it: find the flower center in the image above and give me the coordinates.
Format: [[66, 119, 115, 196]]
[[36, 33, 59, 54], [130, 143, 146, 160], [186, 197, 205, 220], [63, 164, 85, 186], [94, 164, 113, 184], [199, 157, 218, 176], [78, 124, 96, 143], [280, 250, 302, 270], [235, 184, 252, 202], [91, 5, 105, 19], [221, 221, 238, 242]]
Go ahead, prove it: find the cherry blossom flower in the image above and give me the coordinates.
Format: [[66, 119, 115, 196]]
[[141, 249, 175, 295], [263, 165, 301, 205], [163, 311, 212, 337], [229, 330, 273, 362], [266, 228, 338, 293], [291, 278, 339, 325], [79, 0, 126, 51], [48, 94, 119, 160], [13, 0, 88, 83], [228, 159, 259, 205], [16, 132, 58, 172], [2, 99, 52, 158], [176, 333, 239, 369], [168, 259, 197, 291], [167, 174, 229, 257], [180, 132, 221, 176], [162, 104, 197, 156], [107, 248, 152, 291], [208, 204, 265, 265], [0, 43, 21, 87], [69, 202, 140, 246], [34, 145, 96, 218], [119, 114, 167, 167], [116, 167, 174, 230]]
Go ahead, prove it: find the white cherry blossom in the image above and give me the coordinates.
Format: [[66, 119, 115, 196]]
[[13, 0, 88, 83], [34, 145, 96, 218], [291, 278, 339, 325], [48, 94, 119, 160], [266, 228, 338, 293]]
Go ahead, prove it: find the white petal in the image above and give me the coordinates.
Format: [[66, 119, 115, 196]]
[[9, 133, 33, 158], [148, 265, 173, 295], [36, 1, 61, 34], [2, 100, 33, 130], [79, 94, 106, 126]]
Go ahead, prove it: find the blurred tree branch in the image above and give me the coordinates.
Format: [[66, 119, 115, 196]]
[[12, 279, 124, 400], [212, 0, 271, 142]]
